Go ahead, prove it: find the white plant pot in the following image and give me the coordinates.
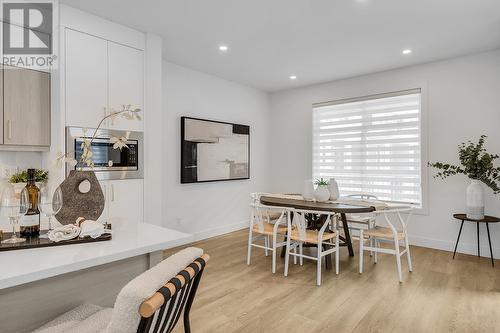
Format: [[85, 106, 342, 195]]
[[328, 178, 340, 201], [302, 180, 315, 201], [466, 179, 484, 220], [314, 185, 330, 202]]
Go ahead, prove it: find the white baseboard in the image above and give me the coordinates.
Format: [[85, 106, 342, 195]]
[[184, 221, 249, 244], [172, 221, 500, 260], [409, 234, 500, 260]]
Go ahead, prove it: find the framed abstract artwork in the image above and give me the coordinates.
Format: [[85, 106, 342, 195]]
[[181, 117, 250, 183]]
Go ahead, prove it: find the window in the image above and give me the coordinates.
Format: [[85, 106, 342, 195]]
[[312, 89, 422, 206]]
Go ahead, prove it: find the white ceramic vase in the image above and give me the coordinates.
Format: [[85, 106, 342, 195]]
[[328, 178, 340, 201], [302, 180, 315, 201], [466, 179, 484, 220], [314, 185, 330, 202]]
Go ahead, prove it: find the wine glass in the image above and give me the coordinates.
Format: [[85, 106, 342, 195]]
[[1, 184, 28, 244], [38, 184, 63, 239]]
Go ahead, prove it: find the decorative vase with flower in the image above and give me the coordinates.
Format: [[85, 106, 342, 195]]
[[314, 178, 330, 202], [429, 135, 500, 220], [54, 105, 142, 224]]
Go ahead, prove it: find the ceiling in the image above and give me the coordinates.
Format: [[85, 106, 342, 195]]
[[60, 0, 500, 92]]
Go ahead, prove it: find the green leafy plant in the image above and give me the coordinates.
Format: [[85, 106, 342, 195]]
[[428, 135, 500, 194], [9, 169, 49, 183], [315, 178, 329, 186]]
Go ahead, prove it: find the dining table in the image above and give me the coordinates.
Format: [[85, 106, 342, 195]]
[[259, 194, 377, 260]]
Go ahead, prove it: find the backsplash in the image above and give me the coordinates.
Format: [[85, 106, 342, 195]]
[[0, 152, 44, 180]]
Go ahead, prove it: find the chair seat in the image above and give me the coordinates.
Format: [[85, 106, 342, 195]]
[[347, 217, 371, 224], [268, 211, 283, 220], [252, 223, 287, 235], [364, 226, 405, 240], [290, 229, 336, 244]]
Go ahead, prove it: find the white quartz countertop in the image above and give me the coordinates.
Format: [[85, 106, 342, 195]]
[[0, 223, 192, 289]]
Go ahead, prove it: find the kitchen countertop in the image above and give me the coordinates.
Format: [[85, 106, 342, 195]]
[[0, 223, 192, 289]]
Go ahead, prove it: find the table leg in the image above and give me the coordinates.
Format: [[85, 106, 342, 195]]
[[477, 222, 480, 258], [453, 220, 464, 259], [341, 213, 354, 257], [486, 223, 494, 267]]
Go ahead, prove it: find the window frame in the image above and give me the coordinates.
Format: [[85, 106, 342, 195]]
[[311, 85, 429, 215]]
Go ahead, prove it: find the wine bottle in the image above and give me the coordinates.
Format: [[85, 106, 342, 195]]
[[20, 169, 40, 238]]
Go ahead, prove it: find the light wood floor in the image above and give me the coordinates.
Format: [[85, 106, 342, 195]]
[[166, 229, 500, 333]]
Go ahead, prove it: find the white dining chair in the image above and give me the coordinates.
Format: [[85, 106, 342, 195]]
[[343, 193, 378, 256], [247, 203, 288, 273], [359, 206, 413, 282], [284, 209, 340, 286]]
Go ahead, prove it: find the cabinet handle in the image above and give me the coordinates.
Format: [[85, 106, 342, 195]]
[[7, 120, 12, 140], [111, 184, 115, 202]]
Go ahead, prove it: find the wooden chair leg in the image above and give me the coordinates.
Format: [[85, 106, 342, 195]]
[[284, 237, 291, 277], [316, 247, 322, 286], [299, 243, 303, 266], [247, 228, 253, 265], [272, 234, 277, 274], [405, 236, 413, 272], [359, 229, 364, 274], [395, 238, 403, 283], [335, 232, 340, 275]]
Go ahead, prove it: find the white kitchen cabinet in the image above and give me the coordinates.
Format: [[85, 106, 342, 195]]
[[99, 179, 143, 226], [108, 42, 144, 131], [65, 29, 108, 129]]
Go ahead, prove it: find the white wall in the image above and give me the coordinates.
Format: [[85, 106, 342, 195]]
[[162, 62, 271, 240], [270, 49, 500, 258]]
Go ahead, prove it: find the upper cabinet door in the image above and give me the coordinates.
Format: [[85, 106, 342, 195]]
[[65, 29, 108, 129], [108, 42, 144, 131], [3, 66, 50, 146]]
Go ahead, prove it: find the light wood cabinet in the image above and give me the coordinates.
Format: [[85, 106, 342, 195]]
[[3, 65, 50, 146], [65, 29, 108, 129], [108, 42, 144, 131]]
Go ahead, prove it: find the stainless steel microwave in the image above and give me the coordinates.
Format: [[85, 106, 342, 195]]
[[66, 127, 144, 180]]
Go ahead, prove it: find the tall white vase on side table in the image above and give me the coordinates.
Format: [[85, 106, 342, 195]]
[[328, 178, 340, 201], [302, 180, 315, 201], [466, 179, 484, 220]]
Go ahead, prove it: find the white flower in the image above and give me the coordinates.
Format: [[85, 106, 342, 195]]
[[110, 136, 129, 150]]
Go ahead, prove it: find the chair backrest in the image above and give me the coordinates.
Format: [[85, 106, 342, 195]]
[[136, 254, 210, 333], [346, 193, 379, 200], [373, 206, 413, 233], [250, 203, 287, 232], [288, 208, 337, 242]]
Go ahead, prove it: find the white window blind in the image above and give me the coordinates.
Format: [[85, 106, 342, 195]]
[[312, 89, 422, 205]]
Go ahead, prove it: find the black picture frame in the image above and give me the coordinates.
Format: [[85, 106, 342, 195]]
[[180, 116, 250, 184]]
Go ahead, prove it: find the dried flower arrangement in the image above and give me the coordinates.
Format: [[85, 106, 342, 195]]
[[56, 105, 141, 169]]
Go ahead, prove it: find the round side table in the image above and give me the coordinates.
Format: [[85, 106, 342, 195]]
[[452, 214, 500, 267]]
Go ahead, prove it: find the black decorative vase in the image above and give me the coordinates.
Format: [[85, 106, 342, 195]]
[[55, 170, 105, 225]]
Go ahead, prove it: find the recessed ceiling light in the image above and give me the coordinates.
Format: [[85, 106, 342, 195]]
[[289, 75, 297, 80], [402, 49, 412, 55], [219, 45, 228, 52]]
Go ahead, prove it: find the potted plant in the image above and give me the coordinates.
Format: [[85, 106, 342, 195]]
[[9, 169, 49, 194], [314, 178, 331, 202], [428, 135, 500, 219]]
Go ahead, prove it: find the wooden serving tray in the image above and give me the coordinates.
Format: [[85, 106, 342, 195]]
[[0, 226, 112, 252]]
